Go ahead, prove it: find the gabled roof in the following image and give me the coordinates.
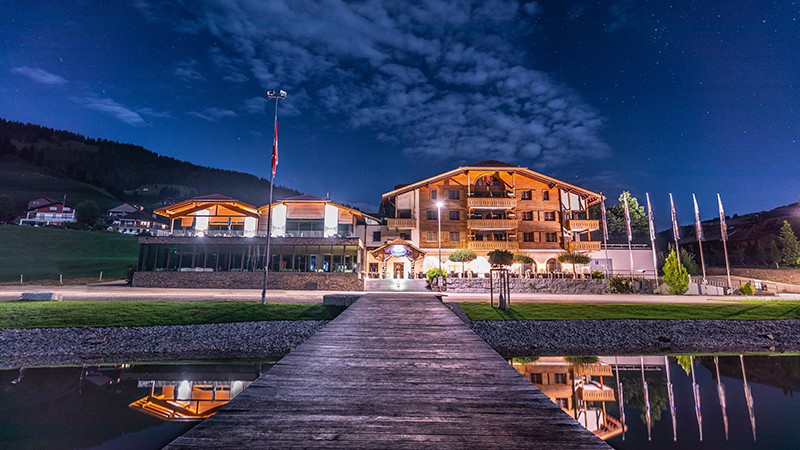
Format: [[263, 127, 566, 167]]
[[381, 162, 604, 205], [30, 202, 74, 212], [109, 202, 140, 213], [283, 195, 327, 201], [259, 196, 381, 225], [119, 210, 157, 221], [370, 238, 426, 260], [191, 194, 236, 201], [154, 194, 258, 219]]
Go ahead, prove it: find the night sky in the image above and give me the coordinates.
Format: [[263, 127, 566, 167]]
[[2, 1, 799, 223]]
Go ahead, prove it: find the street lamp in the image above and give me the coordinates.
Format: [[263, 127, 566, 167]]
[[436, 201, 443, 288], [262, 89, 287, 305]]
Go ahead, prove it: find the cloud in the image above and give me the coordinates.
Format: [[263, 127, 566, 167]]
[[174, 59, 206, 82], [158, 0, 611, 167], [76, 96, 146, 125], [188, 107, 237, 121], [11, 66, 68, 86]]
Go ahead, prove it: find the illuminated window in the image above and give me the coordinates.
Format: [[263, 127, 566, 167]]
[[521, 190, 532, 200], [369, 263, 378, 273]]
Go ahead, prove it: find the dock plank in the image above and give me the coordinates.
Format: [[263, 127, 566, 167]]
[[164, 294, 610, 449]]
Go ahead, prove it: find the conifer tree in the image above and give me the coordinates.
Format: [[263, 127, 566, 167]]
[[779, 220, 800, 267], [662, 251, 689, 294], [771, 240, 782, 269], [757, 243, 768, 266]]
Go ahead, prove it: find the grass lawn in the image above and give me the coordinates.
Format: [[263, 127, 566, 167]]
[[460, 301, 800, 321], [0, 226, 138, 282], [0, 300, 346, 329]]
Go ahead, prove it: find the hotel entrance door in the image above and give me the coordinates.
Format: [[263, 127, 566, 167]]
[[393, 262, 404, 279]]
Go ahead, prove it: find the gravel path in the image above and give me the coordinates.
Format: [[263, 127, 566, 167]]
[[0, 321, 328, 368], [448, 303, 800, 356]]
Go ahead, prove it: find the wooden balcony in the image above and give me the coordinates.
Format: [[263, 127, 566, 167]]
[[568, 241, 601, 252], [386, 218, 416, 229], [467, 219, 517, 230], [578, 387, 615, 402], [575, 364, 614, 376], [567, 219, 599, 231], [467, 197, 516, 209], [468, 241, 520, 251]]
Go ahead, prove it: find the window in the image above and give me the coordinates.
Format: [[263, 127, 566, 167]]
[[426, 210, 438, 220], [553, 373, 568, 384], [372, 231, 381, 242], [449, 231, 460, 242], [523, 232, 534, 242], [431, 190, 437, 200], [521, 211, 533, 221], [426, 231, 438, 242], [449, 210, 460, 221], [545, 232, 557, 243], [542, 190, 550, 201], [400, 232, 411, 240], [397, 209, 412, 219], [521, 190, 532, 200], [530, 373, 543, 384], [543, 211, 556, 221], [555, 398, 569, 408], [369, 263, 378, 273], [449, 190, 460, 200], [49, 206, 57, 211], [337, 224, 352, 236], [475, 176, 501, 187], [493, 233, 506, 241]]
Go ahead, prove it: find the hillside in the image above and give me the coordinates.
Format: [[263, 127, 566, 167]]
[[0, 118, 301, 213]]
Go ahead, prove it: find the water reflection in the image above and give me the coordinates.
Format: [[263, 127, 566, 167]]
[[509, 354, 800, 449], [0, 360, 273, 450]]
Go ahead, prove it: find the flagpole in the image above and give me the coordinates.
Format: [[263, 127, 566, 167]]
[[600, 193, 610, 278], [624, 192, 634, 283], [669, 193, 683, 275], [646, 193, 659, 286], [262, 89, 287, 304], [693, 194, 708, 287], [718, 193, 733, 292]]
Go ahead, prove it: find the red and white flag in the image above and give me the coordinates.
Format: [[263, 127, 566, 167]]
[[717, 193, 727, 241], [669, 193, 680, 242], [271, 115, 278, 178], [693, 193, 704, 241]]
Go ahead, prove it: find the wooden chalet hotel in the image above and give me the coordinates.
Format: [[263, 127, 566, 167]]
[[133, 160, 603, 289]]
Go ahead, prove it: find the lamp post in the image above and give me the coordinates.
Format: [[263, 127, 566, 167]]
[[436, 201, 443, 288], [261, 89, 287, 304]]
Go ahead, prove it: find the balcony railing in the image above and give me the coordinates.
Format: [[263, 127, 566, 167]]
[[568, 241, 602, 252], [467, 197, 516, 209], [579, 387, 615, 402], [567, 219, 599, 231], [387, 218, 416, 229], [468, 241, 520, 251], [575, 364, 614, 376], [467, 219, 517, 230]]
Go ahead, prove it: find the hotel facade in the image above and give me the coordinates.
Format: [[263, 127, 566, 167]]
[[133, 160, 639, 289]]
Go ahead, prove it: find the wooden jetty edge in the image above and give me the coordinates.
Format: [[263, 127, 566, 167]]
[[165, 294, 610, 449]]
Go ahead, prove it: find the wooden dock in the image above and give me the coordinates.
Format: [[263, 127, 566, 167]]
[[165, 294, 610, 449]]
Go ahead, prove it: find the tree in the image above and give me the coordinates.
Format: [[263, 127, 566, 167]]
[[557, 251, 591, 277], [564, 355, 598, 365], [591, 191, 649, 243], [487, 250, 514, 267], [513, 253, 534, 265], [448, 248, 477, 273], [757, 243, 768, 266], [0, 195, 16, 222], [658, 244, 698, 276], [75, 200, 101, 225], [771, 239, 782, 268], [662, 251, 689, 294], [779, 220, 800, 267]]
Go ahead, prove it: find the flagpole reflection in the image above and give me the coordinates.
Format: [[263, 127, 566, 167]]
[[664, 355, 677, 441], [641, 356, 652, 441], [741, 355, 757, 441], [691, 356, 703, 441], [616, 356, 626, 441], [714, 356, 729, 440]]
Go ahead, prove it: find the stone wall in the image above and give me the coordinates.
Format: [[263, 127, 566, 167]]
[[132, 271, 364, 291], [445, 277, 608, 294]]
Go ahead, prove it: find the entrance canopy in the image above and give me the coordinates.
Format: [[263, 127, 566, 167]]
[[370, 238, 425, 261]]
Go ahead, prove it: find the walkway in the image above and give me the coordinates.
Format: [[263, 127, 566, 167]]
[[164, 294, 610, 449]]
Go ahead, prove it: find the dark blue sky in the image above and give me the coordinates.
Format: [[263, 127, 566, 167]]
[[2, 1, 799, 223]]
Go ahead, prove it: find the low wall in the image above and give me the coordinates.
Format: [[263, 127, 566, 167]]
[[132, 271, 364, 291], [446, 278, 608, 294]]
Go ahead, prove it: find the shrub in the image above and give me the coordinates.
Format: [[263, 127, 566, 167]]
[[663, 251, 689, 295], [125, 264, 135, 284], [739, 282, 754, 296], [564, 355, 599, 365], [426, 268, 447, 285], [591, 271, 605, 279], [608, 276, 634, 294]]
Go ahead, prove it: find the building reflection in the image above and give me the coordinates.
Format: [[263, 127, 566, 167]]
[[509, 356, 624, 440]]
